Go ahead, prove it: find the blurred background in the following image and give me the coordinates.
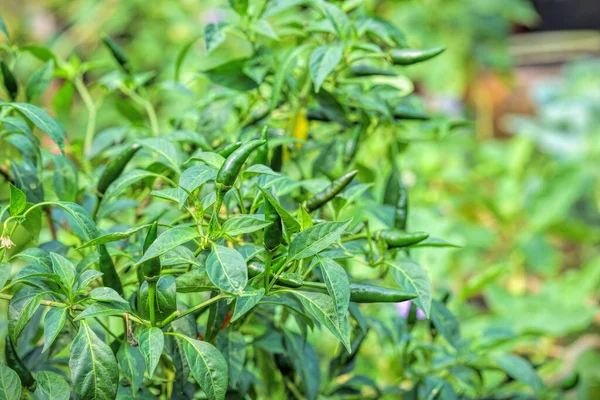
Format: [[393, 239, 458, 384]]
[[1, 0, 599, 397]]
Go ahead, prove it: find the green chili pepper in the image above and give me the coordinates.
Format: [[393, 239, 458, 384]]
[[98, 244, 124, 295], [263, 196, 282, 253], [254, 126, 269, 165], [393, 105, 430, 121], [216, 142, 242, 158], [389, 46, 445, 66], [102, 34, 130, 73], [383, 167, 409, 230], [1, 60, 18, 101], [248, 262, 416, 302], [305, 170, 358, 212], [244, 105, 269, 127], [270, 143, 283, 172], [140, 221, 160, 280], [215, 139, 266, 194], [5, 337, 35, 389], [343, 125, 361, 165], [379, 229, 428, 248], [97, 144, 141, 195], [350, 64, 397, 77]]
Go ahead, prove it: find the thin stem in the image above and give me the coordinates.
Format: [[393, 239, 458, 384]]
[[158, 294, 225, 327], [263, 252, 272, 293], [147, 280, 157, 326], [74, 76, 97, 157]]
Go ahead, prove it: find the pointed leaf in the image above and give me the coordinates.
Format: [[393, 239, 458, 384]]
[[50, 252, 75, 291], [287, 220, 350, 261], [318, 257, 349, 328], [221, 215, 271, 237], [0, 363, 21, 400], [139, 327, 164, 378], [33, 371, 70, 400], [179, 335, 228, 400], [89, 287, 128, 304], [69, 321, 118, 400], [42, 307, 68, 353], [231, 287, 265, 322], [216, 330, 246, 387], [206, 244, 248, 294], [5, 103, 65, 154], [389, 258, 432, 318], [309, 44, 343, 92], [9, 183, 26, 216], [117, 344, 145, 395], [9, 288, 43, 343], [136, 227, 199, 265]]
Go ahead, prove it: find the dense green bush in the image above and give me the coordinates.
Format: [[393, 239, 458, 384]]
[[0, 1, 584, 399]]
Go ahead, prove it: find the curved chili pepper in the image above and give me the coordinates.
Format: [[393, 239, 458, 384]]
[[383, 167, 408, 230], [215, 139, 266, 194], [5, 337, 35, 389], [98, 244, 124, 295], [379, 229, 429, 248], [263, 196, 282, 253], [1, 61, 18, 101], [305, 170, 358, 212], [97, 144, 141, 195], [102, 34, 130, 73], [216, 142, 242, 158], [254, 126, 269, 165], [389, 46, 445, 66]]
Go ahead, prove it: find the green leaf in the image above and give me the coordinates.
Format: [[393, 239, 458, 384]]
[[205, 23, 225, 54], [4, 103, 65, 154], [12, 263, 58, 283], [0, 262, 11, 290], [229, 0, 248, 15], [389, 258, 431, 318], [287, 290, 351, 352], [1, 61, 18, 101], [318, 257, 349, 329], [73, 302, 130, 321], [221, 215, 271, 237], [231, 287, 265, 322], [202, 59, 258, 91], [287, 220, 350, 261], [216, 330, 246, 387], [178, 165, 217, 207], [139, 327, 164, 378], [89, 287, 128, 304], [270, 44, 311, 110], [430, 300, 461, 348], [78, 224, 152, 249], [136, 227, 200, 265], [156, 275, 177, 320], [48, 201, 98, 242], [9, 183, 26, 216], [179, 335, 228, 400], [117, 344, 145, 395], [50, 252, 75, 292], [252, 19, 279, 40], [102, 170, 161, 203], [138, 138, 182, 173], [52, 82, 74, 123], [8, 288, 43, 343], [309, 44, 343, 92], [33, 371, 70, 400], [494, 354, 545, 394], [206, 244, 248, 295], [11, 161, 43, 203], [69, 321, 119, 400], [0, 363, 21, 400], [312, 0, 351, 40], [26, 61, 54, 101], [0, 16, 9, 40], [42, 307, 68, 353], [75, 270, 103, 292], [258, 186, 300, 239]]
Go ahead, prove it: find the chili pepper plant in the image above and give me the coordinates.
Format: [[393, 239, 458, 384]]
[[0, 1, 550, 399]]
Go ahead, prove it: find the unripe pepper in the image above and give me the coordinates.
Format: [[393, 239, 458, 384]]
[[379, 229, 428, 248], [97, 144, 141, 195], [389, 46, 445, 66], [5, 337, 35, 389], [305, 170, 358, 212], [138, 221, 160, 325], [263, 198, 282, 253], [216, 142, 242, 158], [215, 139, 266, 195], [1, 61, 18, 101], [102, 34, 130, 73], [98, 244, 124, 295], [383, 167, 408, 230]]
